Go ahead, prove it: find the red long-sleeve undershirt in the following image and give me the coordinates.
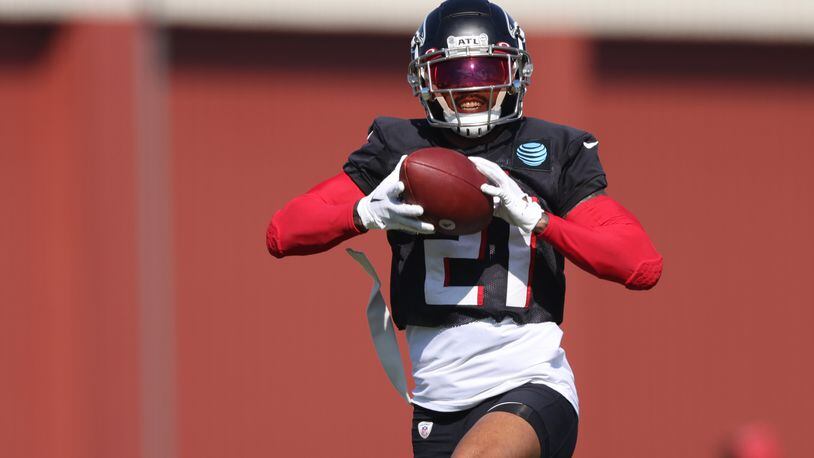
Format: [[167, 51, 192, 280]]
[[267, 173, 365, 258], [541, 195, 662, 290], [267, 173, 662, 289]]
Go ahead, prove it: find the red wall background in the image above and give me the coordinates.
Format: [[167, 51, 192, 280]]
[[2, 22, 813, 457], [0, 23, 143, 458]]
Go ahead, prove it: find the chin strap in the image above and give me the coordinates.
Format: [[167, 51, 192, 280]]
[[346, 248, 412, 404]]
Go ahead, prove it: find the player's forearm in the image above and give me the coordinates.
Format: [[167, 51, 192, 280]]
[[267, 173, 366, 258], [537, 196, 663, 289]]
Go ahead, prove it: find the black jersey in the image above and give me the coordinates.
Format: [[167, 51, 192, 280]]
[[344, 117, 607, 329]]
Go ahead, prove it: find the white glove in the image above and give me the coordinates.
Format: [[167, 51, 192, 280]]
[[469, 156, 544, 233], [356, 155, 435, 234]]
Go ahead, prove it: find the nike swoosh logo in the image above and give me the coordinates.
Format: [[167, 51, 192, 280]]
[[583, 141, 599, 149]]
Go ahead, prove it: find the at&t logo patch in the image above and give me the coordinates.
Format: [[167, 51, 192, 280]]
[[516, 142, 548, 167]]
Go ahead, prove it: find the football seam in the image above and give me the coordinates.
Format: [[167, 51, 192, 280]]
[[402, 164, 418, 206], [409, 161, 487, 197]]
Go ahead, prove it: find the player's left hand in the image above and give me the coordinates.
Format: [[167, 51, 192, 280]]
[[469, 156, 544, 233]]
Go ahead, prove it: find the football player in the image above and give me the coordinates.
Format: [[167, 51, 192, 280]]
[[267, 1, 663, 457]]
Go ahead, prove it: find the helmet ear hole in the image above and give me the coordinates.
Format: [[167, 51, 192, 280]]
[[522, 63, 534, 79]]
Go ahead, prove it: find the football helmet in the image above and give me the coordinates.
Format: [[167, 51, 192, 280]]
[[408, 0, 533, 138]]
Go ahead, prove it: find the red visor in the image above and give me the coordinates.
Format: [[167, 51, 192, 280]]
[[430, 56, 510, 90]]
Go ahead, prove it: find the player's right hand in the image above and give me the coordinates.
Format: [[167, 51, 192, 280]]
[[469, 156, 544, 233], [356, 155, 436, 234]]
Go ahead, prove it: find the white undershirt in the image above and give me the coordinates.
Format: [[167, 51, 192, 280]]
[[406, 317, 579, 414]]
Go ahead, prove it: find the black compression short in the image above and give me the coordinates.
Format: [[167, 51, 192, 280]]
[[411, 383, 578, 458]]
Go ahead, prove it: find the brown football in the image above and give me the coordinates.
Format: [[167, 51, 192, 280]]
[[399, 147, 492, 235]]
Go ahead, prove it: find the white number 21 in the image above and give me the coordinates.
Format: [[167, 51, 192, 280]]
[[423, 225, 535, 308]]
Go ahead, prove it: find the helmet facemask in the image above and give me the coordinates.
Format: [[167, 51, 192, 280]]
[[408, 38, 533, 138]]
